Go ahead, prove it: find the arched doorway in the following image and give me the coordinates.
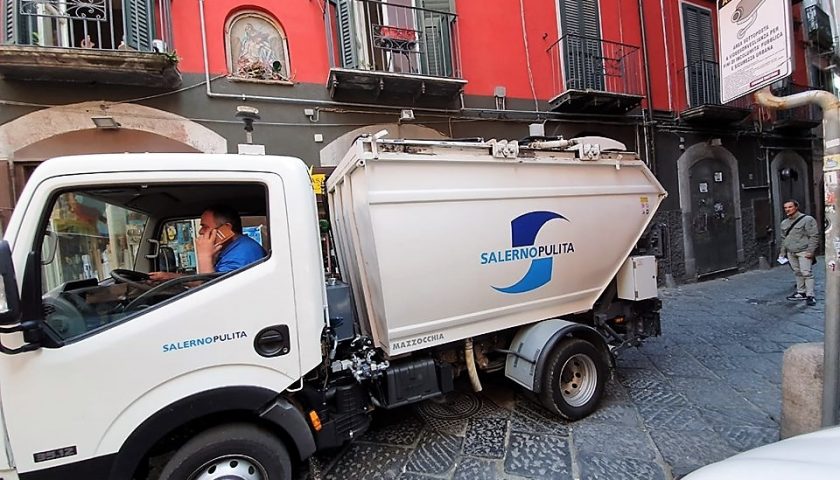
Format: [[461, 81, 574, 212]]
[[12, 129, 204, 194], [770, 150, 810, 250], [0, 101, 227, 228], [678, 143, 744, 278]]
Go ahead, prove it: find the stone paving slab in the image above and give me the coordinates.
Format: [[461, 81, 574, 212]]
[[304, 264, 826, 479]]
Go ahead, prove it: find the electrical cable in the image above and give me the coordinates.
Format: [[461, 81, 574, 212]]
[[518, 0, 540, 112]]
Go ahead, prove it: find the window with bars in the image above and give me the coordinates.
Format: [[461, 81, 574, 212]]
[[334, 0, 456, 77]]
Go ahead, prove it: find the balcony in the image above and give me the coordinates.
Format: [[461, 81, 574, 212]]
[[765, 82, 821, 131], [678, 60, 752, 123], [327, 0, 465, 107], [804, 4, 833, 53], [546, 34, 644, 114], [0, 0, 179, 88]]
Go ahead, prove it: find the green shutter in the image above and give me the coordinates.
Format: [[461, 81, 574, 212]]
[[123, 0, 154, 51], [3, 0, 13, 42], [682, 4, 717, 106], [418, 0, 454, 76], [559, 0, 604, 90], [336, 0, 358, 68], [4, 0, 31, 44]]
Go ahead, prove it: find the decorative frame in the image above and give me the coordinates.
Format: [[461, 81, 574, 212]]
[[225, 11, 292, 83]]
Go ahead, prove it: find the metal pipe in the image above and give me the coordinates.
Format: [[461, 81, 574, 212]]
[[755, 86, 840, 427], [637, 0, 657, 174], [464, 338, 482, 392]]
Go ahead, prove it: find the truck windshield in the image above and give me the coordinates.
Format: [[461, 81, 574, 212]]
[[42, 192, 148, 291]]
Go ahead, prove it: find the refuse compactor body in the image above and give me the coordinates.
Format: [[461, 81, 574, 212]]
[[326, 137, 667, 357]]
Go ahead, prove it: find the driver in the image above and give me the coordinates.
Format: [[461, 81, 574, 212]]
[[149, 205, 266, 282]]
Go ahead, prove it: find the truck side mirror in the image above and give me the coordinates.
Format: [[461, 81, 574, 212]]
[[41, 231, 58, 266], [0, 241, 21, 325]]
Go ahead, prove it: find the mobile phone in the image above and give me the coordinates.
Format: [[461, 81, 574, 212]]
[[214, 224, 236, 245]]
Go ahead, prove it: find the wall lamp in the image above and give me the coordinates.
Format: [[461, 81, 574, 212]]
[[91, 116, 120, 130]]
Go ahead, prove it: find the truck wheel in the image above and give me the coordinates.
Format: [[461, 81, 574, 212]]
[[159, 423, 292, 480], [538, 338, 607, 420]]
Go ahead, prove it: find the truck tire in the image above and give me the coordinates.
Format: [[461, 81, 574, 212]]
[[158, 423, 292, 480], [538, 338, 607, 420]]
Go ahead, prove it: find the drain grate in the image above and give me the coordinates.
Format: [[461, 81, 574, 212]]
[[416, 391, 482, 420]]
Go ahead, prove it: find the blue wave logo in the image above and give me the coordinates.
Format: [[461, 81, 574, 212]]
[[481, 211, 572, 294]]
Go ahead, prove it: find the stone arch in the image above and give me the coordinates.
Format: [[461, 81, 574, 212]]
[[319, 124, 448, 167], [0, 101, 227, 158], [0, 102, 226, 228], [677, 142, 744, 278], [770, 150, 810, 248]]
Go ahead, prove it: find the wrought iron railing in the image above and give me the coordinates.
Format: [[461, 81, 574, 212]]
[[2, 0, 173, 52], [769, 82, 821, 125], [330, 0, 461, 78], [547, 33, 643, 96], [679, 59, 752, 110]]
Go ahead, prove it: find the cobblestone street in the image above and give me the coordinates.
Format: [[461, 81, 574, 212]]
[[309, 264, 827, 479]]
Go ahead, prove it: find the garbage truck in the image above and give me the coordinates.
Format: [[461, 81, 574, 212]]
[[0, 135, 665, 479]]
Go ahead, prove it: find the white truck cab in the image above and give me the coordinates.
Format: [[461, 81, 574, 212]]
[[0, 154, 325, 479], [0, 137, 666, 479]]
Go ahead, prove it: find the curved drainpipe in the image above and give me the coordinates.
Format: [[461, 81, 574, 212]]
[[755, 86, 840, 427]]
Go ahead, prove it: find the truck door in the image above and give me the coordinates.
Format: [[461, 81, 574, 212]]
[[0, 171, 308, 478]]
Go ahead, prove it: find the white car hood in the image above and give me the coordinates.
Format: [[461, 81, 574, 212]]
[[685, 426, 840, 479]]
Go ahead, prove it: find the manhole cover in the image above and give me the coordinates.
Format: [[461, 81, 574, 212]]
[[416, 391, 482, 420]]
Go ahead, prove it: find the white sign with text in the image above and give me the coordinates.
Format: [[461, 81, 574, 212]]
[[718, 0, 792, 103]]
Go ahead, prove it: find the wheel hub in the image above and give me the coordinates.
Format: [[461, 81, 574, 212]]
[[189, 455, 267, 480], [559, 353, 598, 408]]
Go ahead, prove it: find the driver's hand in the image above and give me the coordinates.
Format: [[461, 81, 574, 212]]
[[196, 229, 223, 259], [148, 271, 179, 282]]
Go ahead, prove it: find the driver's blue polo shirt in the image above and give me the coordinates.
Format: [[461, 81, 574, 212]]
[[215, 234, 266, 273]]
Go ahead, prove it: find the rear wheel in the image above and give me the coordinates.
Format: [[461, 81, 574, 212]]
[[159, 423, 292, 480], [538, 338, 608, 420]]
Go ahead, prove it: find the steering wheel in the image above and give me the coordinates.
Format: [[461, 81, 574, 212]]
[[110, 269, 152, 291], [123, 273, 223, 312]]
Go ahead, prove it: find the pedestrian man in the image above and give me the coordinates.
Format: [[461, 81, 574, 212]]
[[779, 200, 819, 306]]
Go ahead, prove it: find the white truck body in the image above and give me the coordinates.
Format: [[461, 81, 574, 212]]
[[328, 138, 665, 355], [0, 136, 666, 480]]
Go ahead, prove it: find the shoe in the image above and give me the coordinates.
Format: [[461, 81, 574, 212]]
[[807, 297, 817, 306], [787, 293, 807, 301]]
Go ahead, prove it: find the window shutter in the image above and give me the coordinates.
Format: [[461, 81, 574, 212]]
[[682, 4, 717, 106], [418, 0, 454, 76], [559, 0, 604, 91], [3, 0, 15, 43], [418, 0, 452, 12], [336, 0, 358, 68], [4, 0, 30, 44], [123, 0, 154, 51]]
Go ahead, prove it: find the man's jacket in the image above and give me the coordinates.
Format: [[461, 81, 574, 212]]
[[780, 212, 819, 255]]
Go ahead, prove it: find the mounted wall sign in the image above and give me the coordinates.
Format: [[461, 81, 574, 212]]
[[717, 0, 792, 103]]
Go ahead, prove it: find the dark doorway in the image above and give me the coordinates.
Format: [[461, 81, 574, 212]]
[[689, 157, 738, 275], [778, 166, 808, 210]]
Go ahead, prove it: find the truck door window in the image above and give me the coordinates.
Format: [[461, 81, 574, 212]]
[[154, 216, 269, 274], [40, 192, 148, 339], [34, 183, 269, 342]]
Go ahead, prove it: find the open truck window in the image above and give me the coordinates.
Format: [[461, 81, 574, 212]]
[[36, 183, 268, 341]]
